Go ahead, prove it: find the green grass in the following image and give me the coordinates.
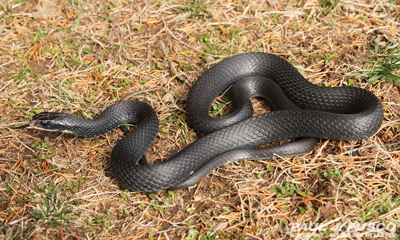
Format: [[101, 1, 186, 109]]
[[1, 182, 79, 239], [186, 25, 243, 57], [12, 67, 42, 84], [2, 225, 35, 240], [357, 193, 400, 223], [30, 182, 78, 231], [319, 0, 339, 15], [178, 0, 212, 19], [347, 40, 400, 87], [268, 181, 309, 198], [185, 228, 221, 240], [183, 24, 243, 57]]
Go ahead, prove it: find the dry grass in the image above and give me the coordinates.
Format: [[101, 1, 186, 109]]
[[0, 0, 399, 239]]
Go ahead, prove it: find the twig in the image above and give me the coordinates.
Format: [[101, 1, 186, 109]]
[[262, 11, 305, 15], [109, 12, 121, 56], [121, 87, 161, 101], [58, 231, 86, 240], [18, 166, 68, 184], [130, 3, 147, 25], [159, 41, 192, 87], [146, 43, 151, 62], [159, 41, 179, 77], [163, 19, 232, 59]]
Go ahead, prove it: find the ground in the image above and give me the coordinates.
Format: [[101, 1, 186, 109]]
[[0, 0, 400, 239]]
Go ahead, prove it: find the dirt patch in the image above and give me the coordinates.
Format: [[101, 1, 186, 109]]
[[307, 174, 337, 197]]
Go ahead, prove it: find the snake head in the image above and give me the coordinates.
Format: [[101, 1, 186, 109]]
[[27, 112, 76, 134]]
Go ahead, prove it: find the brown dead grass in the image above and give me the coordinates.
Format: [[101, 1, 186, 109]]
[[0, 0, 400, 239]]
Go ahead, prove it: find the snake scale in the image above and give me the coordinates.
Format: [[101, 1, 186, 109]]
[[15, 53, 383, 192]]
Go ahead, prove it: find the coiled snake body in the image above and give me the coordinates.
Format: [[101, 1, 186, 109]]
[[19, 53, 383, 192]]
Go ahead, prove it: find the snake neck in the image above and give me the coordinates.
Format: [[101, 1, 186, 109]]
[[68, 100, 159, 137]]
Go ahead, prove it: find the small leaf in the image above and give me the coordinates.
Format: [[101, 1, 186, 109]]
[[219, 25, 228, 34], [267, 163, 274, 171], [187, 208, 194, 214], [268, 187, 280, 193], [301, 50, 309, 57]]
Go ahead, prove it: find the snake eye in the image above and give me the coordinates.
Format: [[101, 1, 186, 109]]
[[40, 120, 48, 126]]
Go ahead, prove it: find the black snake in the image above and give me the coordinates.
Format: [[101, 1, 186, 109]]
[[13, 53, 383, 192]]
